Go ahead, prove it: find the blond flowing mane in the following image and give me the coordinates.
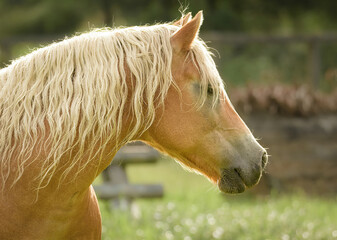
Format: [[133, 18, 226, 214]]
[[0, 21, 223, 191]]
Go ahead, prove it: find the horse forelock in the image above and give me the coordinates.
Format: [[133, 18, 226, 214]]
[[189, 39, 225, 109], [0, 22, 222, 191]]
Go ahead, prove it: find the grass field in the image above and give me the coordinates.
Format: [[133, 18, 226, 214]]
[[98, 157, 337, 240]]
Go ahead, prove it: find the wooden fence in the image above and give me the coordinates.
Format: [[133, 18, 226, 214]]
[[93, 142, 164, 210]]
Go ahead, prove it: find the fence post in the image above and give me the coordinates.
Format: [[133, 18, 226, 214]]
[[308, 40, 321, 87], [101, 165, 132, 210]]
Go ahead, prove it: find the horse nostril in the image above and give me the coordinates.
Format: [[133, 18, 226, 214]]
[[261, 151, 268, 169]]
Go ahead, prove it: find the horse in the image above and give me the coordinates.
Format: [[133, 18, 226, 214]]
[[0, 11, 268, 239]]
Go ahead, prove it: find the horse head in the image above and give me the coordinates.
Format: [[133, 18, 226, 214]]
[[141, 12, 268, 193]]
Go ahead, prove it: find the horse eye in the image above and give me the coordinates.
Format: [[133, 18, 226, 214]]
[[207, 84, 214, 95]]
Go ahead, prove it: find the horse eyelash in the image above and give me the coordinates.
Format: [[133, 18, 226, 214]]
[[207, 84, 214, 95]]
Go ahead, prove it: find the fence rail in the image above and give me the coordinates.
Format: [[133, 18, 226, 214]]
[[202, 32, 337, 44]]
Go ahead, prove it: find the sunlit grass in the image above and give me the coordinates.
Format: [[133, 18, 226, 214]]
[[99, 158, 337, 240]]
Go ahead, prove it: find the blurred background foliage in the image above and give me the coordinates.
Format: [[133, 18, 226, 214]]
[[1, 0, 337, 35]]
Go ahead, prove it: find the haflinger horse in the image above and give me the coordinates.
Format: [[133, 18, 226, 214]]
[[0, 11, 267, 239]]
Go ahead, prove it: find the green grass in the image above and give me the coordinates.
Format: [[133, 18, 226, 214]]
[[98, 158, 337, 240]]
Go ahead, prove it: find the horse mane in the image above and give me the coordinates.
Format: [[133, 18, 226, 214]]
[[0, 21, 223, 191]]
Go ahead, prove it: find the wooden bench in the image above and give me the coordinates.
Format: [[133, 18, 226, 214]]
[[94, 142, 164, 210]]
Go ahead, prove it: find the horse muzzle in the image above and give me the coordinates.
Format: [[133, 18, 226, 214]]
[[218, 151, 268, 194]]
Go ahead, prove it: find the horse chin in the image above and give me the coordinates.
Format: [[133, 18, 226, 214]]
[[218, 167, 263, 194], [217, 168, 247, 194]]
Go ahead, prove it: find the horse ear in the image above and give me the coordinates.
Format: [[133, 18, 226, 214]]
[[172, 12, 192, 26], [171, 11, 203, 53], [182, 12, 192, 25]]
